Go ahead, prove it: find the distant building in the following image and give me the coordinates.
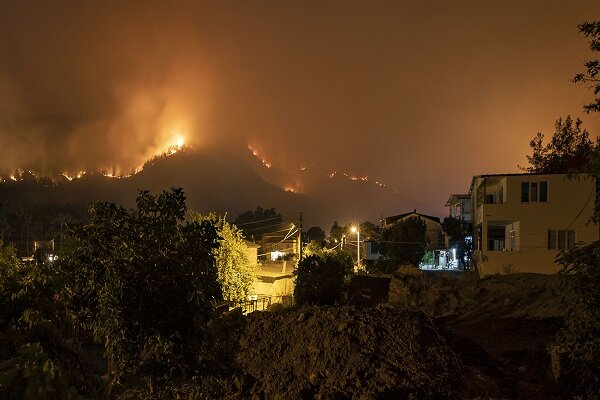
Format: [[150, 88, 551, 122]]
[[363, 240, 382, 261], [382, 210, 444, 251], [445, 194, 472, 222], [259, 222, 299, 261], [244, 239, 260, 264], [470, 173, 599, 275]]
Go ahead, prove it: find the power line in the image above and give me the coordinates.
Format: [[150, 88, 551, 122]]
[[234, 216, 282, 227]]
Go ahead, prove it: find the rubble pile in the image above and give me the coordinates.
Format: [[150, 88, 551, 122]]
[[237, 305, 461, 399]]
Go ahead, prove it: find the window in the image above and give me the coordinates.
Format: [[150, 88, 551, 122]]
[[370, 242, 380, 254], [548, 230, 557, 250], [539, 181, 548, 202], [548, 229, 575, 250], [522, 181, 548, 203], [487, 225, 506, 251], [521, 182, 529, 202], [531, 182, 538, 202]]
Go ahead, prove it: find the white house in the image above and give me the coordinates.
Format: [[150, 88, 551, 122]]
[[445, 194, 472, 222], [470, 173, 598, 275]]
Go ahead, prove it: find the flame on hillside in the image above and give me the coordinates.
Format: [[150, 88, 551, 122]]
[[247, 145, 272, 168], [246, 144, 397, 194], [1, 136, 190, 183]]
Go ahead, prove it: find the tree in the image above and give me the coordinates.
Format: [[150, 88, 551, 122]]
[[574, 21, 600, 114], [60, 188, 222, 386], [233, 207, 282, 240], [555, 241, 600, 398], [305, 226, 326, 245], [380, 217, 427, 267], [442, 216, 472, 272], [359, 221, 382, 241], [294, 250, 353, 306], [0, 241, 102, 398], [524, 116, 596, 173], [195, 213, 258, 304], [329, 221, 343, 243]]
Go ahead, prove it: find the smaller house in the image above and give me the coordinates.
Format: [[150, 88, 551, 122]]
[[445, 194, 472, 222], [251, 261, 295, 311], [244, 240, 260, 264], [363, 240, 382, 261]]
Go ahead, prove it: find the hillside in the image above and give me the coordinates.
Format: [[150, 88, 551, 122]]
[[0, 148, 404, 228]]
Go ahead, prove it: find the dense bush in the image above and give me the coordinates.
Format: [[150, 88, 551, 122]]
[[380, 216, 427, 267], [294, 250, 353, 306], [556, 241, 600, 399], [59, 188, 222, 389], [0, 242, 102, 398]]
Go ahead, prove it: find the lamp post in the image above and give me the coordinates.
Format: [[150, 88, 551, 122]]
[[351, 226, 360, 270]]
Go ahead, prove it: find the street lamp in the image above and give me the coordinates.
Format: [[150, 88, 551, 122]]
[[351, 226, 360, 270]]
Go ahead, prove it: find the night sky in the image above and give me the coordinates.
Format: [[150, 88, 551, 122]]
[[0, 1, 599, 218]]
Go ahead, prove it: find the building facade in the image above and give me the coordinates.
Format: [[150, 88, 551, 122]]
[[445, 194, 472, 222], [470, 173, 598, 275]]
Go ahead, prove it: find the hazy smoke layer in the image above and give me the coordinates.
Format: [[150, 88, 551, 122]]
[[0, 1, 597, 215]]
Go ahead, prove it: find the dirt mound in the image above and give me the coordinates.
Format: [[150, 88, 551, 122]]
[[237, 305, 461, 399]]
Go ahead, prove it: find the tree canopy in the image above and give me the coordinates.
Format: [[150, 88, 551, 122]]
[[305, 226, 326, 245], [573, 21, 600, 113], [294, 250, 353, 306], [329, 221, 343, 243], [380, 217, 427, 267], [195, 213, 258, 304], [60, 188, 222, 383], [524, 116, 596, 173]]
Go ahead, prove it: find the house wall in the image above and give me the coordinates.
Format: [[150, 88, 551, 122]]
[[423, 219, 443, 250], [472, 174, 598, 275], [253, 276, 294, 297], [448, 198, 472, 222]]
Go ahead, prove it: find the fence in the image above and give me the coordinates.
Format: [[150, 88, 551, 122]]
[[241, 295, 295, 313]]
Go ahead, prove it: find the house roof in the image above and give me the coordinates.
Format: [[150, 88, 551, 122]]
[[243, 239, 261, 248], [444, 194, 470, 206], [383, 210, 440, 225], [468, 172, 594, 194]]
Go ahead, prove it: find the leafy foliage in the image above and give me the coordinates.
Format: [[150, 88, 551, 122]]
[[380, 217, 427, 267], [573, 21, 600, 114], [0, 241, 102, 398], [524, 116, 596, 173], [195, 213, 258, 304], [0, 343, 79, 400], [555, 242, 600, 399], [294, 250, 353, 306], [305, 226, 326, 245], [59, 188, 222, 386], [329, 221, 343, 243]]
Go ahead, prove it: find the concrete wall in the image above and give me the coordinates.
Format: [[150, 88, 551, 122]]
[[472, 174, 598, 275], [254, 276, 294, 297]]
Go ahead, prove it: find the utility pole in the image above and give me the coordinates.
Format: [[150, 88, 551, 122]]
[[298, 212, 303, 261]]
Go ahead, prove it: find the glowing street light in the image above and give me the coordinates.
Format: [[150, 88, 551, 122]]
[[351, 225, 360, 270]]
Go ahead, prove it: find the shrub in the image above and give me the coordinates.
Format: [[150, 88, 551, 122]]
[[294, 250, 353, 305]]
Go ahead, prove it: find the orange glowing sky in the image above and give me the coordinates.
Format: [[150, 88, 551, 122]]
[[0, 1, 599, 217]]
